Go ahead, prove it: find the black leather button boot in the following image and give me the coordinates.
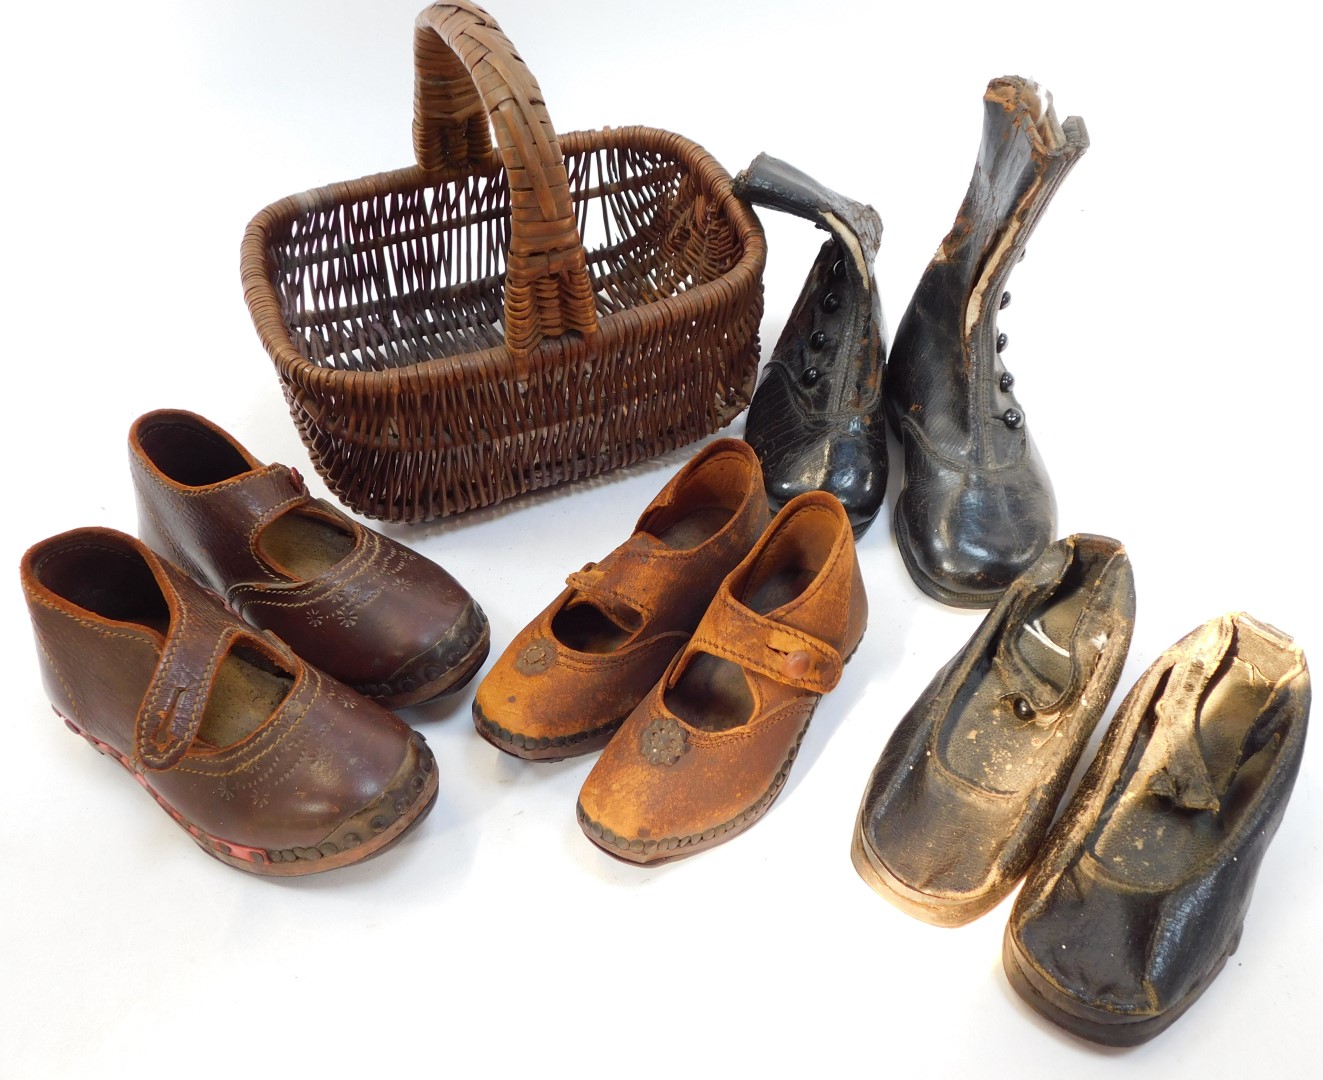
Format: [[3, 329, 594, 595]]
[[887, 78, 1088, 606], [733, 154, 887, 537]]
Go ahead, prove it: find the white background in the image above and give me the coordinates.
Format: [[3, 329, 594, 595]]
[[2, 1, 1318, 1075]]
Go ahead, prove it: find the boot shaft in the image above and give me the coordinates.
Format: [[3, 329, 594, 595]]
[[889, 77, 1088, 461]]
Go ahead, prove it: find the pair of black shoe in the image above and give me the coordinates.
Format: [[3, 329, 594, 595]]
[[736, 76, 1087, 608], [850, 534, 1311, 1045]]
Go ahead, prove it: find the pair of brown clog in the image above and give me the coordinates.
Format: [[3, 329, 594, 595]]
[[20, 410, 488, 875], [473, 438, 868, 864]]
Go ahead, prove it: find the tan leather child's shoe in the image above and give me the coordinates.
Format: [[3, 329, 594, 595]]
[[473, 439, 769, 760], [577, 491, 866, 863]]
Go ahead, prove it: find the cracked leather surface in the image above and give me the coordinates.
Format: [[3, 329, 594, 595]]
[[734, 154, 888, 537]]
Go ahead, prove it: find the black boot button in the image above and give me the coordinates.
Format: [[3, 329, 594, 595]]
[[809, 330, 828, 350], [832, 258, 846, 279], [1000, 291, 1012, 309], [822, 292, 841, 313], [802, 367, 822, 387], [1002, 408, 1023, 429], [1000, 371, 1015, 392], [996, 332, 1008, 353]]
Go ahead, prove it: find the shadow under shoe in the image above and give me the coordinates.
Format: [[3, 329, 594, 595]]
[[734, 154, 888, 538], [887, 77, 1088, 606]]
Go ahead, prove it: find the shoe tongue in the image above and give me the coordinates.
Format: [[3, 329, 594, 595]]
[[1143, 618, 1235, 812]]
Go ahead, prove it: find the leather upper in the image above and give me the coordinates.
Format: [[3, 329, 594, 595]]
[[735, 154, 888, 536], [473, 438, 770, 757], [855, 534, 1135, 924], [1008, 613, 1310, 1037], [578, 491, 867, 862], [21, 527, 434, 866], [886, 78, 1088, 606], [129, 409, 487, 707]]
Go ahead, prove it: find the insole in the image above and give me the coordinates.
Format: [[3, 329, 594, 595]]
[[657, 506, 734, 550], [664, 565, 819, 732], [553, 505, 735, 654], [257, 511, 356, 581], [195, 647, 294, 748], [939, 572, 1092, 792], [1092, 649, 1277, 890]]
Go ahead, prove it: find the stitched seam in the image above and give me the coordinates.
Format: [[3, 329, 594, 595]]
[[134, 495, 198, 572], [686, 699, 815, 748], [579, 707, 813, 849], [551, 632, 684, 673], [33, 632, 83, 721], [688, 630, 835, 692], [143, 624, 238, 764], [897, 414, 1027, 473], [146, 463, 292, 498], [565, 574, 657, 622], [137, 602, 202, 761], [569, 538, 733, 622], [246, 492, 312, 578], [24, 589, 159, 646]]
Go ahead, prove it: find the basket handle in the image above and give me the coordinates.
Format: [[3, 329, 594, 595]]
[[413, 2, 599, 358]]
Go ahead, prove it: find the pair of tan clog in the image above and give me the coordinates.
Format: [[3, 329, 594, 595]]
[[473, 439, 867, 864]]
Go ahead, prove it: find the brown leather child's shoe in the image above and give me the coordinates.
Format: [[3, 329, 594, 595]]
[[577, 491, 867, 863], [128, 409, 487, 708], [473, 439, 769, 760], [21, 527, 438, 876]]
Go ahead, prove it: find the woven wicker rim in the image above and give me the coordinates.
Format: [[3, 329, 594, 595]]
[[242, 126, 764, 407]]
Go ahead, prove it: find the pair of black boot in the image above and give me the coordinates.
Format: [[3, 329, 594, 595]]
[[735, 76, 1088, 608]]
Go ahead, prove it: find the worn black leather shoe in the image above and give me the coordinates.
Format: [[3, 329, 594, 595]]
[[1004, 613, 1309, 1045], [733, 154, 887, 537], [852, 534, 1134, 925], [887, 77, 1088, 606]]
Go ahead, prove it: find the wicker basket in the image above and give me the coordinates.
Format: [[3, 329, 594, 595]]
[[241, 1, 765, 523]]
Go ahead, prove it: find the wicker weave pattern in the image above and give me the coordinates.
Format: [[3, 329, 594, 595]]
[[241, 2, 765, 523]]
